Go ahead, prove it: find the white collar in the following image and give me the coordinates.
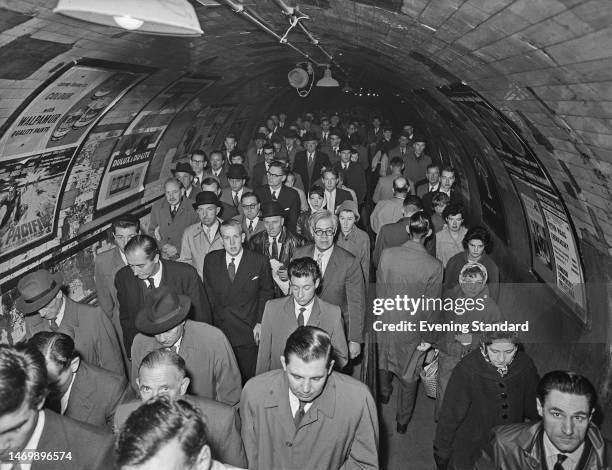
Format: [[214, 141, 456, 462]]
[[150, 260, 163, 287], [60, 372, 77, 414], [4, 411, 46, 470], [54, 296, 66, 327], [226, 249, 244, 269]]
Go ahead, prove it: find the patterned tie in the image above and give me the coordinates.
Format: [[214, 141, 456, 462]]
[[233, 192, 239, 207], [248, 219, 254, 234], [48, 319, 59, 332], [272, 191, 278, 201], [316, 252, 324, 273], [297, 307, 306, 326], [553, 454, 567, 470], [271, 237, 279, 260], [401, 148, 405, 156], [147, 277, 155, 289], [294, 401, 306, 429], [194, 176, 199, 187], [228, 257, 236, 282], [170, 205, 177, 218]]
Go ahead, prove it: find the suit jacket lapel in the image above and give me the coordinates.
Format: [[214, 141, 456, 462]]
[[35, 412, 69, 470], [308, 298, 322, 326], [231, 250, 250, 286], [65, 365, 93, 421]]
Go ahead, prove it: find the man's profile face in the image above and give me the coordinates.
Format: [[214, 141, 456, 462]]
[[114, 226, 138, 253], [175, 172, 193, 190], [0, 401, 42, 461], [220, 224, 245, 257], [137, 364, 188, 401], [154, 323, 185, 349], [209, 153, 224, 171], [538, 390, 592, 454], [440, 170, 455, 191], [281, 353, 332, 403], [126, 248, 159, 280], [264, 216, 283, 238], [121, 438, 209, 470], [196, 204, 219, 227], [165, 181, 182, 206], [47, 358, 79, 400], [290, 275, 319, 307], [37, 291, 63, 321]]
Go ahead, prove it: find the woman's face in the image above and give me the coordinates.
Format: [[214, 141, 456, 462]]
[[485, 340, 517, 369]]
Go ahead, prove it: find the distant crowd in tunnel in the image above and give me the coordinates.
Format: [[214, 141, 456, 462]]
[[2, 109, 607, 470]]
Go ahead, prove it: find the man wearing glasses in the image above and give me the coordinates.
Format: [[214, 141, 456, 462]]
[[251, 143, 276, 189], [293, 210, 365, 363], [254, 160, 300, 233], [189, 151, 208, 189], [233, 192, 266, 241]]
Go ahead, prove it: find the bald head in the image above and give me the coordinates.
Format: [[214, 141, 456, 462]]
[[393, 177, 409, 197]]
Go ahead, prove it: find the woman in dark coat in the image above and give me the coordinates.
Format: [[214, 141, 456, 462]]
[[433, 330, 539, 470]]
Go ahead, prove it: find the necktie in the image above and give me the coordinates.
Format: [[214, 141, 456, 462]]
[[258, 149, 262, 157], [228, 257, 236, 282], [297, 307, 306, 326], [49, 319, 59, 331], [248, 219, 254, 234], [194, 176, 199, 187], [343, 163, 348, 170], [271, 237, 279, 260], [316, 252, 324, 272], [272, 191, 277, 201], [170, 205, 177, 218], [401, 148, 405, 156], [553, 454, 567, 470], [323, 133, 328, 141], [146, 277, 155, 289], [294, 401, 306, 428], [233, 192, 239, 207]]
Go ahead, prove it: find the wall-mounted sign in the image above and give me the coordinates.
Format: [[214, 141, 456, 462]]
[[0, 64, 146, 261]]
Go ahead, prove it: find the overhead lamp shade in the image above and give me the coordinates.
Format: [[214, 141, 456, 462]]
[[288, 67, 310, 89], [316, 66, 339, 87], [53, 0, 204, 37]]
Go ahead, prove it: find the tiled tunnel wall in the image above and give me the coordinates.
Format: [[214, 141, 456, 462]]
[[0, 0, 611, 428]]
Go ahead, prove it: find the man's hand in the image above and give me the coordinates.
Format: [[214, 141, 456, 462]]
[[253, 323, 262, 345], [349, 341, 361, 359], [416, 341, 431, 351], [161, 243, 178, 259]]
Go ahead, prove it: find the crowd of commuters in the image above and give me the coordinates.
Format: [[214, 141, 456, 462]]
[[3, 110, 607, 469]]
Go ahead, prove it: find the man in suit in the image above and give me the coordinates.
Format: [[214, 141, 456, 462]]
[[117, 396, 245, 470], [220, 164, 251, 217], [321, 128, 343, 165], [251, 143, 276, 189], [387, 132, 412, 173], [94, 213, 139, 366], [403, 135, 432, 189], [293, 210, 365, 361], [473, 371, 607, 470], [376, 212, 442, 434], [0, 344, 115, 470], [203, 220, 275, 382], [205, 150, 230, 189], [315, 116, 331, 143], [416, 163, 441, 198], [254, 160, 300, 234], [373, 195, 424, 266], [247, 201, 308, 296], [115, 348, 246, 468], [130, 287, 241, 406], [223, 134, 238, 166], [201, 177, 238, 222], [179, 191, 224, 280], [366, 115, 382, 147], [149, 177, 199, 260], [370, 176, 410, 234], [241, 326, 378, 470], [18, 269, 124, 376], [29, 332, 127, 431], [173, 160, 200, 201], [115, 234, 209, 354], [246, 132, 267, 175], [333, 142, 367, 204], [293, 132, 330, 192], [190, 151, 209, 189], [276, 129, 302, 166], [256, 257, 348, 374], [422, 166, 464, 216], [321, 167, 352, 214], [232, 192, 266, 241]]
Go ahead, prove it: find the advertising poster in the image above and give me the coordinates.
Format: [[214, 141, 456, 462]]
[[94, 77, 214, 214]]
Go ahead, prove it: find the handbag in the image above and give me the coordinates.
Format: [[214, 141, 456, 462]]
[[420, 349, 439, 399]]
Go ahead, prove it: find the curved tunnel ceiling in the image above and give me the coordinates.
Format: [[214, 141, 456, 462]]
[[0, 0, 611, 413]]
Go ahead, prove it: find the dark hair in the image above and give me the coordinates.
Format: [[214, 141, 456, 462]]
[[427, 163, 441, 172], [442, 203, 465, 220], [28, 332, 77, 371], [431, 192, 450, 207], [112, 215, 140, 234], [288, 257, 321, 282], [269, 160, 287, 175], [201, 177, 220, 190], [481, 329, 519, 345], [241, 191, 260, 203], [283, 326, 332, 366], [124, 234, 160, 259], [403, 195, 423, 211], [209, 150, 223, 159], [321, 166, 339, 179], [441, 166, 456, 177], [116, 396, 208, 467], [140, 348, 187, 379], [263, 143, 274, 152], [190, 150, 207, 160], [408, 211, 431, 238], [537, 371, 597, 412], [308, 185, 325, 198], [220, 219, 243, 235], [389, 157, 404, 168], [462, 226, 492, 252], [0, 344, 48, 415]]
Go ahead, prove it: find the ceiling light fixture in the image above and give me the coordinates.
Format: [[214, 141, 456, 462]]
[[288, 62, 315, 98], [53, 0, 204, 36], [316, 65, 339, 87]]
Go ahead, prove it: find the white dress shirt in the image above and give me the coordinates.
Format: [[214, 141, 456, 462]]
[[324, 189, 337, 213], [543, 430, 583, 470], [148, 260, 164, 288], [226, 249, 244, 272], [293, 298, 314, 325], [60, 373, 77, 415], [53, 297, 66, 328], [0, 411, 45, 470], [288, 389, 313, 416]]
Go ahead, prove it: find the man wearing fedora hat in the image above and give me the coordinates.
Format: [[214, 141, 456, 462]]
[[149, 177, 199, 260], [293, 132, 330, 192], [173, 161, 200, 201], [220, 164, 251, 217], [254, 161, 300, 234], [179, 191, 225, 280], [333, 143, 367, 205], [336, 200, 371, 286], [247, 201, 308, 297], [18, 269, 124, 376], [203, 220, 274, 383], [201, 177, 239, 222], [130, 286, 242, 406]]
